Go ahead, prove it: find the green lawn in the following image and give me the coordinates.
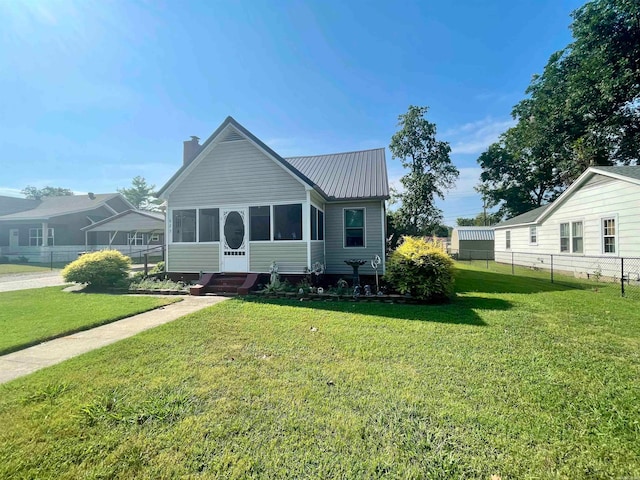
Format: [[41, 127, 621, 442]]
[[1, 265, 639, 478], [0, 264, 52, 275], [0, 287, 179, 355]]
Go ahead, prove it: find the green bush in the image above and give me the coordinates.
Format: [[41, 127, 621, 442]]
[[62, 250, 131, 289], [149, 261, 165, 275], [384, 236, 455, 302]]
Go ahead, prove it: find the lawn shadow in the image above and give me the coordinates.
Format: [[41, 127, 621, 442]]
[[241, 295, 513, 326], [454, 267, 588, 294]]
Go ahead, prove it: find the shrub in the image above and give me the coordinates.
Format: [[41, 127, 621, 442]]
[[384, 236, 455, 302], [148, 261, 165, 275], [62, 250, 131, 289]]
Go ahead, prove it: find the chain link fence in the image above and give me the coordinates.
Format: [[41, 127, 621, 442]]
[[0, 246, 165, 271], [451, 249, 640, 300]]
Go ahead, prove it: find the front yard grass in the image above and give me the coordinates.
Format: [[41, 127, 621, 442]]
[[1, 264, 639, 478], [0, 287, 180, 355]]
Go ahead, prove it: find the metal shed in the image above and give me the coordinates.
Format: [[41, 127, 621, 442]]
[[451, 226, 495, 260]]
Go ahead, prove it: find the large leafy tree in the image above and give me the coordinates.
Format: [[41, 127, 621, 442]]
[[118, 176, 163, 211], [456, 212, 502, 227], [22, 186, 73, 199], [389, 105, 459, 235], [478, 0, 640, 218]]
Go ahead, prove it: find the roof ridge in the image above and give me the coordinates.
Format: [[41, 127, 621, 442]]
[[285, 147, 385, 159]]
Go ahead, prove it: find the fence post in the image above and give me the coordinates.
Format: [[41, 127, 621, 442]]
[[50, 251, 53, 271], [486, 250, 489, 269], [511, 252, 514, 275], [144, 253, 149, 276], [550, 254, 554, 283], [621, 257, 625, 297]]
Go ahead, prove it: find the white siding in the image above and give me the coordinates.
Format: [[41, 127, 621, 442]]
[[168, 140, 307, 207], [249, 242, 307, 273], [168, 243, 219, 273], [325, 201, 385, 275]]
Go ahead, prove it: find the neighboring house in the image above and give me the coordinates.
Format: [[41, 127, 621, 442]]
[[494, 165, 640, 278], [0, 193, 158, 262], [450, 226, 494, 260], [81, 209, 165, 252], [157, 116, 389, 275]]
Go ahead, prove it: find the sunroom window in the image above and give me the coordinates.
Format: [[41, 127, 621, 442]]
[[250, 206, 270, 241], [172, 209, 196, 243], [273, 204, 302, 241], [199, 208, 220, 242]]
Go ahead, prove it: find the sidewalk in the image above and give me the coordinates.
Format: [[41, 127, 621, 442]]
[[0, 295, 229, 385]]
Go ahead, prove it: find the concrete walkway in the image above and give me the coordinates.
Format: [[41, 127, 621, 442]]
[[0, 295, 229, 385]]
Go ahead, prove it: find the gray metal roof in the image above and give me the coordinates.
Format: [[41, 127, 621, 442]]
[[494, 204, 551, 228], [0, 194, 124, 221], [591, 165, 640, 181], [455, 227, 495, 241], [158, 116, 390, 201], [286, 148, 389, 200]]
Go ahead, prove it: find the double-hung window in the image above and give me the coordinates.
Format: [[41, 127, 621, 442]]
[[344, 209, 365, 247], [505, 230, 511, 250], [560, 223, 570, 252], [29, 228, 54, 246], [603, 218, 616, 253], [310, 206, 324, 241], [571, 221, 583, 253], [127, 232, 144, 246], [529, 226, 537, 245]]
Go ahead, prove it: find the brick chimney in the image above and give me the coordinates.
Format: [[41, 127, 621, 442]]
[[183, 136, 201, 166]]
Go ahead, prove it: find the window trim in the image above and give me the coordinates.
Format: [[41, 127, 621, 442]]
[[505, 230, 511, 250], [529, 225, 538, 245], [601, 215, 618, 255], [171, 209, 197, 243], [273, 203, 303, 241], [343, 207, 366, 248], [28, 228, 54, 247], [127, 232, 145, 246], [249, 205, 271, 241], [310, 204, 325, 241], [571, 220, 584, 254]]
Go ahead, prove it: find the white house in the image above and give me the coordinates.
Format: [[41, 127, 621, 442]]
[[494, 166, 640, 280]]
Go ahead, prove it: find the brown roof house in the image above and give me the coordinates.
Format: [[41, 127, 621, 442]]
[[157, 116, 390, 276], [0, 193, 164, 264]]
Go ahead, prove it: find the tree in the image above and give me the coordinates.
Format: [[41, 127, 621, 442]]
[[457, 212, 502, 226], [389, 105, 459, 235], [118, 176, 163, 211], [456, 217, 476, 226], [22, 186, 73, 199], [478, 0, 640, 218]]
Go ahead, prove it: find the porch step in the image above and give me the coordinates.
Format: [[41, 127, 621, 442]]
[[190, 273, 259, 296]]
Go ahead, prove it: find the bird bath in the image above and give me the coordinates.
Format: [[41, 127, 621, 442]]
[[344, 259, 367, 286]]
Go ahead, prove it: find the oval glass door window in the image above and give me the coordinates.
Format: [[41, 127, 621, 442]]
[[224, 211, 244, 249]]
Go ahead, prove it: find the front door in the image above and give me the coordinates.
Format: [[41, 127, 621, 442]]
[[9, 229, 19, 248], [221, 208, 248, 272]]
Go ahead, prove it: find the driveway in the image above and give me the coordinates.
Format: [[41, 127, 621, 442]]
[[0, 271, 67, 293]]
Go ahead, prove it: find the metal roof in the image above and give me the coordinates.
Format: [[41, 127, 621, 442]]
[[82, 209, 165, 232], [0, 194, 124, 221], [158, 116, 390, 201], [455, 227, 495, 241], [287, 148, 389, 200]]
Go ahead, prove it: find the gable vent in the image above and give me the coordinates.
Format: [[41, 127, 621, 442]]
[[221, 130, 244, 142]]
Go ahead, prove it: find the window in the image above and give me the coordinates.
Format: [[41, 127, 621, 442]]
[[172, 209, 196, 242], [529, 226, 537, 244], [505, 230, 511, 250], [273, 204, 302, 240], [127, 232, 144, 246], [150, 233, 160, 242], [199, 208, 220, 242], [344, 209, 365, 247], [250, 206, 270, 241], [572, 221, 583, 253], [29, 228, 54, 246], [310, 205, 324, 241], [560, 223, 570, 252], [318, 210, 324, 241], [603, 218, 616, 253]]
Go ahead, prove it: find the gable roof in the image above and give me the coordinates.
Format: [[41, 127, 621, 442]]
[[454, 226, 495, 241], [495, 165, 640, 228], [287, 148, 389, 200], [0, 194, 130, 221], [81, 209, 164, 232], [157, 116, 389, 201]]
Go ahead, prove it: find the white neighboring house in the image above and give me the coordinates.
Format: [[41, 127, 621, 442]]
[[494, 166, 640, 280]]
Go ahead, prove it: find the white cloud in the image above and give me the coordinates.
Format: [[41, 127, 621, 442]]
[[446, 118, 515, 155], [0, 187, 24, 198]]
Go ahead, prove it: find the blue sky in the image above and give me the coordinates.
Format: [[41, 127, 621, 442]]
[[0, 0, 584, 225]]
